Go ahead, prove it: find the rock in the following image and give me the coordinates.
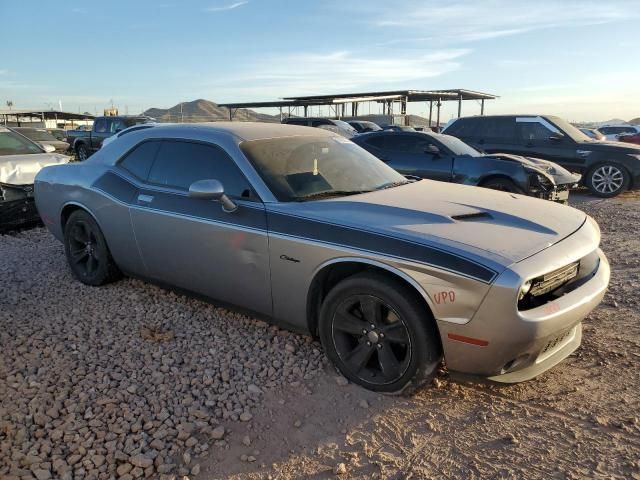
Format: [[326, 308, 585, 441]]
[[182, 452, 191, 465], [294, 420, 302, 428], [242, 435, 251, 446], [335, 376, 349, 386], [239, 412, 253, 422], [247, 384, 262, 395], [32, 469, 51, 480], [67, 454, 82, 466], [129, 454, 153, 469], [117, 463, 133, 476], [185, 436, 198, 448], [359, 400, 369, 409], [285, 343, 296, 353], [335, 463, 347, 475], [191, 464, 201, 475], [211, 426, 225, 440]]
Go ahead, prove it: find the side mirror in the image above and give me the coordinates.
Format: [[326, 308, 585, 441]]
[[41, 144, 56, 153], [188, 179, 237, 212], [549, 133, 565, 142], [425, 144, 440, 156]]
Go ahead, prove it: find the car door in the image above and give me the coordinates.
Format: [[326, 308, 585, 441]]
[[372, 133, 453, 181], [91, 118, 111, 151], [127, 139, 272, 316], [473, 117, 519, 155], [514, 117, 579, 169]]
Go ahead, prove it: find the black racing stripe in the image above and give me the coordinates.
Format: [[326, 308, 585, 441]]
[[93, 171, 496, 282], [141, 188, 267, 231], [93, 172, 138, 204], [268, 212, 497, 283]]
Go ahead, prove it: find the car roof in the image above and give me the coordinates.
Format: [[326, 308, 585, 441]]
[[113, 121, 335, 142]]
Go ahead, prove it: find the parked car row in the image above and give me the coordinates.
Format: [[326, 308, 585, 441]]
[[443, 115, 640, 197], [0, 127, 70, 232]]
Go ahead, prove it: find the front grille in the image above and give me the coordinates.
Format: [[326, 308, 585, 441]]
[[529, 261, 580, 297]]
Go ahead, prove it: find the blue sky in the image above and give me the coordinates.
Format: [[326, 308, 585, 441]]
[[1, 0, 638, 122]]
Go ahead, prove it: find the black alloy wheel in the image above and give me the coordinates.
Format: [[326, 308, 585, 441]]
[[64, 210, 121, 286], [332, 294, 412, 386], [319, 273, 442, 393]]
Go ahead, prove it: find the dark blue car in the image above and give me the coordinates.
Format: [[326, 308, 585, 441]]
[[352, 130, 580, 203]]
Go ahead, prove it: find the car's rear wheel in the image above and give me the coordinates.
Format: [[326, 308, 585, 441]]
[[481, 177, 523, 194], [75, 143, 89, 161], [63, 210, 121, 286], [586, 163, 629, 197], [319, 273, 442, 393]]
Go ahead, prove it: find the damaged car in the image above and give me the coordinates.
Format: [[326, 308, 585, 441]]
[[352, 130, 580, 203], [35, 123, 609, 392], [1, 126, 70, 232]]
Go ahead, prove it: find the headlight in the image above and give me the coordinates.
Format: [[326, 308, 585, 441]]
[[628, 154, 640, 161], [518, 281, 532, 300], [525, 167, 555, 190]]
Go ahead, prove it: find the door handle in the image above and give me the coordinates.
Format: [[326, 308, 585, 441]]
[[138, 194, 154, 203]]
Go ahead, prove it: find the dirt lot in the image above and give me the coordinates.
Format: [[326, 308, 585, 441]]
[[1, 192, 639, 480]]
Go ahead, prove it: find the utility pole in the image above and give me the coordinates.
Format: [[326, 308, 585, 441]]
[[180, 102, 184, 123]]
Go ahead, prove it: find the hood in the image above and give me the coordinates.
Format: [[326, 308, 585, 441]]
[[486, 153, 581, 185], [576, 139, 640, 153], [271, 180, 587, 268], [0, 152, 71, 185]]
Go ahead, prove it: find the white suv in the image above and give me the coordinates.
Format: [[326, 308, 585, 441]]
[[598, 124, 640, 141]]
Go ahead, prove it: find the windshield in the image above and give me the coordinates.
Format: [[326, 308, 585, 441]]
[[548, 116, 592, 142], [241, 135, 409, 202], [0, 130, 44, 155], [333, 119, 357, 133], [16, 128, 58, 142], [434, 134, 482, 157]]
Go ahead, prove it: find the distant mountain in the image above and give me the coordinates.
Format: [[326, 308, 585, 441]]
[[144, 99, 278, 123], [630, 117, 640, 125]]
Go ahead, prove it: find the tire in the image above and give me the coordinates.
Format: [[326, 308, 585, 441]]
[[481, 177, 523, 194], [319, 272, 442, 393], [585, 163, 629, 198], [63, 210, 121, 286], [75, 143, 89, 161]]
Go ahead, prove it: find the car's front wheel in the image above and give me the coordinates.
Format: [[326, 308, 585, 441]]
[[319, 273, 442, 393], [586, 163, 629, 197], [75, 143, 89, 161], [63, 210, 121, 286]]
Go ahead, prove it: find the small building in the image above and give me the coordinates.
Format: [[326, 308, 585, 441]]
[[0, 109, 95, 130]]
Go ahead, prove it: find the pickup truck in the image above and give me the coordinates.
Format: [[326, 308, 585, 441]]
[[66, 116, 153, 160]]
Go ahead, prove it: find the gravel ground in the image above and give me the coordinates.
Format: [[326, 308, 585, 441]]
[[1, 191, 639, 480]]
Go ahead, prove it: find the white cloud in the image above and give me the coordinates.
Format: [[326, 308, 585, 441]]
[[195, 49, 472, 100], [364, 0, 635, 45], [205, 1, 248, 12]]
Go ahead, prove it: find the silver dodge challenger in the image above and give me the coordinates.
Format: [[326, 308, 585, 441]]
[[34, 123, 610, 393]]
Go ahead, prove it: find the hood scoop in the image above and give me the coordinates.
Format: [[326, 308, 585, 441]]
[[451, 211, 493, 222]]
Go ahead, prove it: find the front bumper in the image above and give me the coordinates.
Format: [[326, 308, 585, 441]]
[[436, 220, 609, 382], [0, 184, 41, 232]]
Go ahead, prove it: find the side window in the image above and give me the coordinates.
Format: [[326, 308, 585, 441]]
[[147, 140, 252, 198], [118, 141, 160, 181], [364, 136, 387, 149], [445, 118, 477, 137], [517, 121, 554, 141], [94, 118, 107, 133], [384, 135, 427, 152], [479, 117, 516, 141], [111, 119, 126, 133]]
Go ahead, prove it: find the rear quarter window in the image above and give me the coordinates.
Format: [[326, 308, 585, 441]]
[[118, 141, 161, 181]]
